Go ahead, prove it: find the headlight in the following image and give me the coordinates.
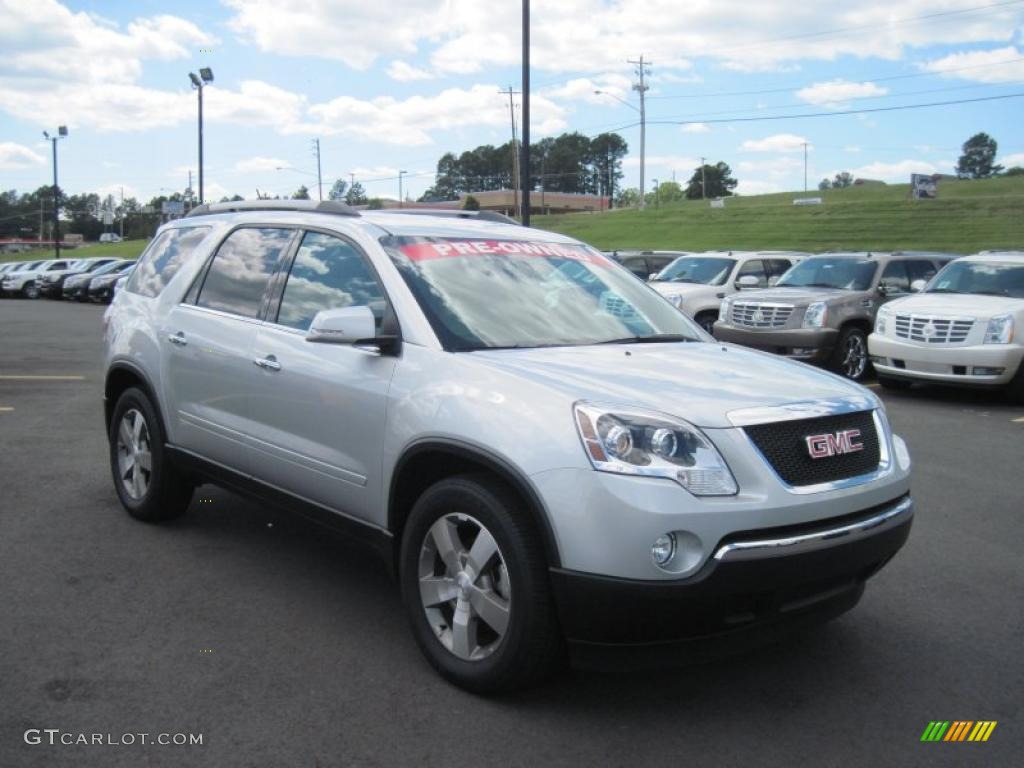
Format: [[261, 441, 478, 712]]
[[802, 301, 828, 328], [720, 296, 734, 319], [574, 402, 738, 496], [875, 306, 891, 335], [665, 293, 684, 309], [983, 315, 1014, 344]]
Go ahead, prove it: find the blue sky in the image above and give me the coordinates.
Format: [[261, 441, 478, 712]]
[[1, 0, 1023, 204]]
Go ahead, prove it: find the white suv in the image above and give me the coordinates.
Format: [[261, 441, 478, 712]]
[[103, 200, 913, 692], [649, 251, 807, 332], [869, 251, 1024, 398]]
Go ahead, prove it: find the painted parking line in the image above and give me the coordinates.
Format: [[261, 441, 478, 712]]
[[1013, 416, 1024, 423], [0, 375, 85, 381], [0, 406, 13, 412]]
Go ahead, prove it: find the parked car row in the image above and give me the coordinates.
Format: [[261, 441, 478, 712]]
[[0, 257, 136, 303]]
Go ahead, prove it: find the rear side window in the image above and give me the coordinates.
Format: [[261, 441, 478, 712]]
[[196, 228, 295, 319], [737, 259, 769, 287], [906, 260, 938, 283], [128, 226, 211, 298], [879, 260, 911, 293]]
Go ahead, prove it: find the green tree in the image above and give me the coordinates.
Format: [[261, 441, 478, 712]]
[[345, 182, 367, 205], [1004, 166, 1024, 177], [589, 132, 629, 201], [685, 162, 738, 199], [367, 198, 384, 209], [833, 171, 854, 188], [462, 194, 481, 211], [292, 185, 310, 200], [818, 178, 832, 190], [615, 187, 641, 207], [956, 132, 1003, 179], [328, 179, 348, 201]]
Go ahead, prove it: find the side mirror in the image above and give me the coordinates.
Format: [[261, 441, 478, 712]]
[[648, 272, 659, 281], [307, 305, 397, 353], [910, 279, 927, 293], [876, 284, 889, 296], [736, 275, 760, 289]]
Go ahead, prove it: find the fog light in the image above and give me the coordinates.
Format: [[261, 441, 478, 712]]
[[790, 347, 815, 356], [652, 534, 676, 567], [972, 366, 1004, 376], [870, 355, 885, 365]]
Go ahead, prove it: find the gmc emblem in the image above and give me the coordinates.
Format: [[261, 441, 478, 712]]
[[805, 429, 864, 459]]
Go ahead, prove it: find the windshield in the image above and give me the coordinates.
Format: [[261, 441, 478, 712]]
[[90, 260, 128, 277], [653, 256, 736, 285], [926, 261, 1024, 299], [384, 236, 704, 350], [777, 257, 878, 291]]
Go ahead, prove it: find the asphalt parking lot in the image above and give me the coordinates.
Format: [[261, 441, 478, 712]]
[[1, 298, 1021, 768]]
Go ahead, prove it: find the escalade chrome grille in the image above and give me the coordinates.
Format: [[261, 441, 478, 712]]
[[893, 313, 974, 344], [730, 302, 794, 329], [744, 410, 881, 487]]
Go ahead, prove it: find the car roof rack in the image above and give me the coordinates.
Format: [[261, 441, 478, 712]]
[[184, 199, 361, 218], [372, 209, 520, 225]]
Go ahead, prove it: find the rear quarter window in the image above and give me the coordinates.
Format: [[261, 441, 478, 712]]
[[127, 226, 212, 298]]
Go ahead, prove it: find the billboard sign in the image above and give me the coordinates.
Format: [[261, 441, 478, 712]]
[[161, 200, 185, 215]]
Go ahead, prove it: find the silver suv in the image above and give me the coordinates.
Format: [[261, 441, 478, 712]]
[[103, 201, 914, 692]]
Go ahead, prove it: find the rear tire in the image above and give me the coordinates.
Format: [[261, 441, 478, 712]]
[[1005, 363, 1024, 404], [877, 376, 912, 391], [399, 474, 563, 693], [23, 281, 39, 299], [829, 327, 870, 380], [108, 387, 194, 522]]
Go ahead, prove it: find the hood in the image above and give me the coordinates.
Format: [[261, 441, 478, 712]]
[[649, 281, 721, 298], [728, 285, 850, 305], [467, 341, 873, 429], [886, 292, 1024, 317]]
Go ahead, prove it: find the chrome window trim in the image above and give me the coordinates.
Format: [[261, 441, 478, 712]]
[[713, 496, 912, 562]]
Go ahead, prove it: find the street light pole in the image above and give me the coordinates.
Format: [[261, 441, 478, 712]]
[[190, 68, 214, 204], [521, 0, 531, 226], [398, 170, 407, 208], [312, 138, 323, 200], [43, 126, 67, 259]]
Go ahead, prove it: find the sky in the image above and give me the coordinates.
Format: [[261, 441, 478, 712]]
[[1, 0, 1023, 205]]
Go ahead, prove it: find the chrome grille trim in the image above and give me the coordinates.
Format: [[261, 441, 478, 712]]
[[893, 313, 975, 344], [730, 301, 795, 329]]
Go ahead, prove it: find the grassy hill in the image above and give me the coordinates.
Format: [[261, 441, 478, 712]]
[[3, 239, 146, 263], [534, 175, 1024, 254]]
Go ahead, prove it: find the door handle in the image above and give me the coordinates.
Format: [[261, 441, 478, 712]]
[[253, 355, 281, 371], [167, 331, 187, 346]]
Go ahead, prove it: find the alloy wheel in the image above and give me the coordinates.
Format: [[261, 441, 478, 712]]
[[418, 513, 511, 661], [842, 333, 867, 379], [116, 408, 153, 499]]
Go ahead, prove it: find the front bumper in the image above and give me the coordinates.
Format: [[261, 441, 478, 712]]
[[713, 323, 838, 363], [37, 280, 63, 297], [89, 283, 115, 302], [551, 495, 912, 648], [869, 334, 1023, 386]]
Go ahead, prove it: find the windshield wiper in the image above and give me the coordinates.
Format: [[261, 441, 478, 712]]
[[597, 334, 694, 345]]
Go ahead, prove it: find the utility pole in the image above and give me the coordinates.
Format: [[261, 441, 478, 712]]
[[39, 197, 44, 243], [521, 0, 531, 226], [187, 169, 193, 210], [312, 138, 323, 201], [700, 156, 707, 199], [500, 86, 521, 218], [119, 186, 124, 239], [43, 126, 67, 259], [802, 142, 809, 191], [627, 55, 650, 209], [398, 170, 407, 208]]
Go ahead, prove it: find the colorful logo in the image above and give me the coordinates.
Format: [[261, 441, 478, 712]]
[[921, 721, 997, 742]]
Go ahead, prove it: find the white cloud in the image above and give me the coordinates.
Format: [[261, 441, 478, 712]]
[[386, 60, 433, 81], [843, 159, 945, 181], [0, 142, 46, 170], [796, 80, 888, 107], [234, 157, 291, 174], [919, 46, 1024, 83], [740, 134, 809, 153], [544, 74, 633, 105], [623, 154, 701, 171], [680, 123, 710, 134], [735, 179, 783, 196], [999, 152, 1024, 167], [307, 85, 567, 145]]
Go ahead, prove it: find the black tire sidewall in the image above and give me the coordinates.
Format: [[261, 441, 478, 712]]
[[832, 327, 870, 380], [399, 476, 558, 693]]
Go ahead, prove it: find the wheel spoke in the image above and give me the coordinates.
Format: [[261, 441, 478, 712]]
[[136, 450, 152, 472], [419, 576, 458, 608], [428, 518, 463, 574], [118, 419, 133, 448], [131, 412, 144, 445], [466, 527, 498, 579], [450, 599, 478, 659], [131, 466, 143, 497], [469, 586, 510, 636]]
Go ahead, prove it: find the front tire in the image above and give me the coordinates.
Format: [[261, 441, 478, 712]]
[[695, 311, 718, 335], [108, 387, 193, 522], [1005, 363, 1024, 404], [399, 475, 563, 693], [829, 327, 870, 380], [23, 281, 39, 299]]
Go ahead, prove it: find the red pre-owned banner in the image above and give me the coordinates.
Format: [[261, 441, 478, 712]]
[[397, 239, 611, 265]]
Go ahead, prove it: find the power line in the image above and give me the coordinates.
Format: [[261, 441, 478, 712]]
[[646, 91, 1024, 127], [647, 56, 1024, 101]]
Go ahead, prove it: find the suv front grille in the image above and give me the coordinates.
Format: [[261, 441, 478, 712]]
[[730, 302, 794, 328], [744, 410, 881, 487], [893, 313, 974, 344]]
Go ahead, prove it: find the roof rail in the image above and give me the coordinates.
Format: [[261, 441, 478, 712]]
[[184, 199, 360, 218], [372, 209, 520, 225]]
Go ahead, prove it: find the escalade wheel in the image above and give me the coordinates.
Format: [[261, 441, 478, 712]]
[[400, 475, 563, 693], [109, 387, 194, 522], [831, 327, 869, 380], [23, 281, 39, 299], [695, 311, 718, 335]]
